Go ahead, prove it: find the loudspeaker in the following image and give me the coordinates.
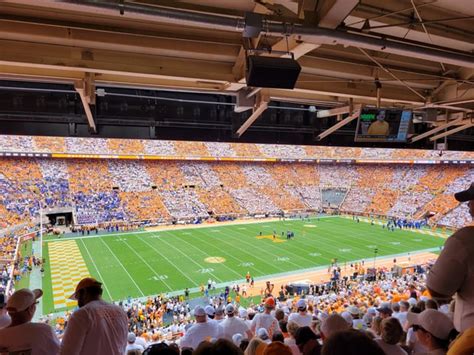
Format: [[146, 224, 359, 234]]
[[246, 55, 301, 89]]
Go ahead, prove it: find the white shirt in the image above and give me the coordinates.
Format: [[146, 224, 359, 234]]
[[427, 226, 474, 332], [220, 316, 250, 340], [394, 311, 408, 328], [0, 321, 60, 355], [374, 338, 408, 355], [251, 312, 280, 337], [179, 320, 223, 350], [60, 300, 128, 355], [125, 343, 144, 354], [288, 312, 312, 327]]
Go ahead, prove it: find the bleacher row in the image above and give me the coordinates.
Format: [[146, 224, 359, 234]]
[[0, 135, 473, 160], [0, 158, 472, 229]]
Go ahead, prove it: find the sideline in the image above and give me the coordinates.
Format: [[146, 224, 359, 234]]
[[43, 215, 336, 242]]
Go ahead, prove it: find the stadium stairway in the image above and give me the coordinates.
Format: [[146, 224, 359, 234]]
[[30, 238, 44, 320]]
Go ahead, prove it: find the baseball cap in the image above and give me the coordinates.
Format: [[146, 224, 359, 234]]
[[6, 288, 42, 313], [215, 305, 224, 316], [377, 302, 393, 315], [69, 277, 102, 300], [128, 332, 136, 343], [205, 305, 215, 317], [239, 307, 248, 318], [296, 299, 307, 309], [341, 311, 353, 325], [232, 333, 243, 347], [455, 183, 474, 202], [257, 327, 269, 340], [193, 305, 206, 317], [264, 297, 275, 309], [407, 309, 454, 340], [348, 305, 360, 316], [226, 304, 235, 314], [321, 314, 350, 338]]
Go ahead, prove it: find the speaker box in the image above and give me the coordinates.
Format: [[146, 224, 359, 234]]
[[246, 55, 301, 89]]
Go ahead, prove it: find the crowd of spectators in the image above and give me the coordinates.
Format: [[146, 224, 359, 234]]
[[230, 188, 280, 215], [205, 142, 237, 158], [0, 157, 471, 229], [159, 189, 209, 220], [6, 261, 470, 355]]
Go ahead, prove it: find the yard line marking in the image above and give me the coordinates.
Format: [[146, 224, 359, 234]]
[[80, 239, 113, 301], [199, 229, 287, 273], [99, 238, 145, 297], [175, 234, 247, 279], [121, 239, 173, 292], [225, 229, 308, 270], [138, 235, 200, 287], [153, 232, 223, 283]]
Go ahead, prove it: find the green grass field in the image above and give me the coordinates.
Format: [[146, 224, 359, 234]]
[[41, 216, 446, 314]]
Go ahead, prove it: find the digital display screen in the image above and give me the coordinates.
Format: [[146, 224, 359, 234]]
[[355, 108, 412, 142]]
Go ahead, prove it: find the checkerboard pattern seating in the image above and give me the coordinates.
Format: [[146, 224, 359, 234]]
[[48, 240, 90, 309]]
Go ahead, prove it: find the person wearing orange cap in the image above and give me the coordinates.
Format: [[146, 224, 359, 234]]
[[250, 297, 280, 339], [60, 277, 128, 355]]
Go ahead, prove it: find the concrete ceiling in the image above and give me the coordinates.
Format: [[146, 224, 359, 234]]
[[0, 0, 473, 141]]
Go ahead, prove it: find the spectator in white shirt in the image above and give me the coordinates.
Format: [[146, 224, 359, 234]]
[[179, 305, 223, 350], [0, 288, 59, 355], [221, 304, 252, 340], [125, 332, 144, 354], [60, 278, 128, 355], [250, 297, 280, 339], [288, 299, 312, 328]]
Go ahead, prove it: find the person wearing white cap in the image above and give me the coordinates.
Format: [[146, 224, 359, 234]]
[[0, 288, 60, 355], [407, 309, 456, 355], [288, 299, 312, 327], [221, 303, 252, 341], [179, 305, 223, 350], [60, 277, 128, 355], [125, 332, 144, 353], [427, 182, 474, 333]]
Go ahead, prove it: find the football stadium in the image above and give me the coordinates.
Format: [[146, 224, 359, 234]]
[[0, 1, 473, 354]]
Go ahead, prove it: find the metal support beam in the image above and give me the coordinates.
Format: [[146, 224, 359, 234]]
[[429, 122, 474, 141], [410, 115, 467, 143], [74, 79, 97, 133], [236, 95, 269, 137], [317, 104, 354, 118], [358, 48, 426, 101], [316, 106, 361, 140]]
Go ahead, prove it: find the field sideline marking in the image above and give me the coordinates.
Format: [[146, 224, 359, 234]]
[[79, 239, 113, 300], [99, 238, 146, 297], [43, 216, 337, 242], [137, 235, 199, 287], [120, 239, 173, 292]]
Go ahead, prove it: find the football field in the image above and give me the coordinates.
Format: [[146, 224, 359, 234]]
[[41, 216, 446, 314]]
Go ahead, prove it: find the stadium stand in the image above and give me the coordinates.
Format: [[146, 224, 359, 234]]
[[107, 138, 145, 155], [32, 136, 67, 153]]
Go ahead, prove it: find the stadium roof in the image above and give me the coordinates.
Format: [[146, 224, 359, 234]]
[[0, 0, 473, 149]]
